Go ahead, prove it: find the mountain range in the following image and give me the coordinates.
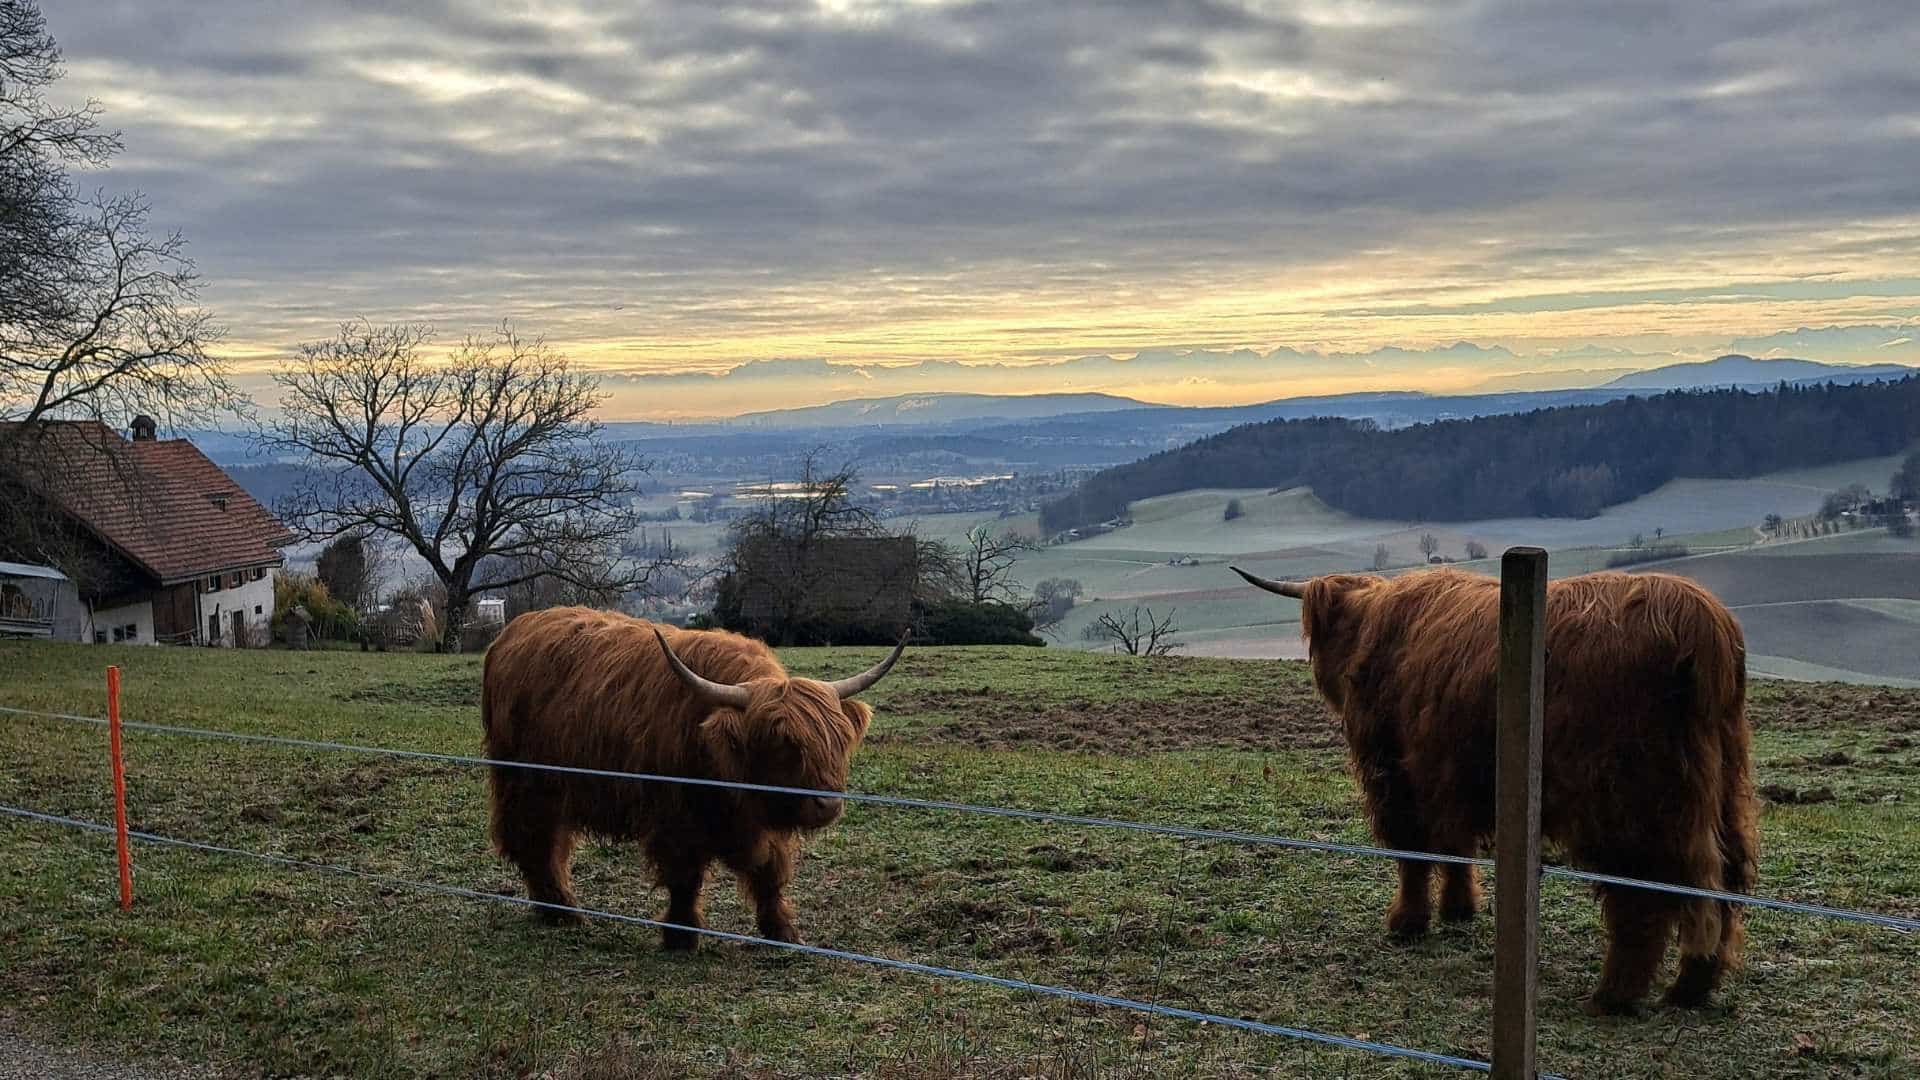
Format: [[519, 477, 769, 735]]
[[719, 354, 1913, 430], [1601, 354, 1915, 390]]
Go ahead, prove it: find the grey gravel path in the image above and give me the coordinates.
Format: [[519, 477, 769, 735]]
[[0, 1024, 218, 1080]]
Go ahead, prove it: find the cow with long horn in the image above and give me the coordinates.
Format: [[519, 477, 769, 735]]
[[481, 607, 904, 949], [1232, 564, 1756, 1014]]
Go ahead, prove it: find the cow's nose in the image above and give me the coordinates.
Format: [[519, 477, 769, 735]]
[[809, 795, 844, 818]]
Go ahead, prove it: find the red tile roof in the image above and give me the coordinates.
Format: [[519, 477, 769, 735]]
[[4, 421, 295, 584]]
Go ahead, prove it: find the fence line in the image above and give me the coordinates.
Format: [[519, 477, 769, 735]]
[[1541, 868, 1920, 932], [7, 703, 1918, 932], [0, 704, 1487, 868], [0, 802, 1529, 1077]]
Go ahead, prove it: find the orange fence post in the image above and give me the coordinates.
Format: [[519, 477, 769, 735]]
[[107, 665, 132, 911]]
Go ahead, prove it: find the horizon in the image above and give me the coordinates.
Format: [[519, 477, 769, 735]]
[[38, 2, 1920, 420]]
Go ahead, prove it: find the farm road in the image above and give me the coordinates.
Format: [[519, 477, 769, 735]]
[[0, 1024, 215, 1080]]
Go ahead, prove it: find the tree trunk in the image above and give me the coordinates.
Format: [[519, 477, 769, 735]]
[[440, 589, 470, 654]]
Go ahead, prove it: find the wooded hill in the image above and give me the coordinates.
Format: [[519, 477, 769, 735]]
[[1040, 376, 1920, 532]]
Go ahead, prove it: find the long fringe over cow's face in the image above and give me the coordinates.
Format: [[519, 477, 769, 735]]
[[654, 627, 900, 832], [701, 677, 872, 830]]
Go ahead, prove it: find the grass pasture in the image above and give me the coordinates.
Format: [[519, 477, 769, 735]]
[[3, 643, 1920, 1078]]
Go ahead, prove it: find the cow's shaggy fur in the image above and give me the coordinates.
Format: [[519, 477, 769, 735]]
[[1289, 569, 1756, 1014], [481, 608, 872, 949]]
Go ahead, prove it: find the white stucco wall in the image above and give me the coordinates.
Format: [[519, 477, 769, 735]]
[[197, 573, 276, 646], [83, 600, 156, 645]]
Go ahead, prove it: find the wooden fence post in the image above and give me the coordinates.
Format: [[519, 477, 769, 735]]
[[1492, 548, 1546, 1080]]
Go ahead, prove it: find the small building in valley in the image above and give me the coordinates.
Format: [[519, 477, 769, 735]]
[[0, 418, 295, 646]]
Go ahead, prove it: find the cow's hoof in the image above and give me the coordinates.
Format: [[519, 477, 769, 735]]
[[536, 907, 587, 928], [1385, 907, 1430, 939], [1662, 956, 1721, 1008], [660, 930, 701, 952], [1662, 980, 1715, 1009], [1439, 901, 1479, 924], [1584, 993, 1640, 1018]]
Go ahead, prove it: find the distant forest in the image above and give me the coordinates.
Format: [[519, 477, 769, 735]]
[[1040, 377, 1920, 532]]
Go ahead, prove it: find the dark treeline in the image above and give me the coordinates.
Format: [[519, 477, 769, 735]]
[[1041, 377, 1920, 532]]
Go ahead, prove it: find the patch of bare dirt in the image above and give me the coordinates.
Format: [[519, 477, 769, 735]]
[[880, 682, 1339, 755], [882, 672, 1920, 756], [1749, 683, 1920, 735]]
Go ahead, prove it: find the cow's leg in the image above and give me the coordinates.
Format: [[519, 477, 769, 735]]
[[497, 815, 585, 926], [730, 838, 801, 944], [1375, 813, 1436, 938], [1386, 859, 1433, 938], [1348, 731, 1432, 937], [1665, 836, 1739, 1008], [652, 849, 710, 952], [1589, 887, 1677, 1015], [1438, 862, 1482, 924], [1426, 818, 1482, 924]]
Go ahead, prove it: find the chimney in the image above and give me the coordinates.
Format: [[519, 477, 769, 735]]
[[130, 415, 157, 441]]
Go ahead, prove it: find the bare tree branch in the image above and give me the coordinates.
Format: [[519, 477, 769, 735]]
[[958, 523, 1035, 605], [261, 320, 654, 652], [1085, 605, 1183, 656]]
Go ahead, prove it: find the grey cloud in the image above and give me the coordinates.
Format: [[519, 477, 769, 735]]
[[35, 0, 1920, 365]]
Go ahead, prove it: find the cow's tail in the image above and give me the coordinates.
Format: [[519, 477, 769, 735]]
[[1673, 600, 1755, 982]]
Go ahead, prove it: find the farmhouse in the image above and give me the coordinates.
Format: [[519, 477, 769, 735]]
[[0, 417, 294, 645], [728, 534, 918, 641]]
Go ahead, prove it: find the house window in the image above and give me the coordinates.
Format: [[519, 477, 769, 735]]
[[230, 571, 243, 588], [251, 567, 265, 582], [123, 624, 138, 642], [206, 575, 222, 592], [94, 630, 107, 644], [254, 605, 263, 615]]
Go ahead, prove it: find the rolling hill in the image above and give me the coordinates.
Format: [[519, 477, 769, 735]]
[[733, 392, 1156, 427], [1604, 354, 1914, 390], [1042, 377, 1920, 533]]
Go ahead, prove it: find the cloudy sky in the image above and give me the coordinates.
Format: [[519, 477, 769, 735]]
[[46, 0, 1920, 416]]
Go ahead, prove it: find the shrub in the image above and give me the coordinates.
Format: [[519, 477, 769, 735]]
[[915, 600, 1045, 646], [1604, 544, 1690, 568], [271, 572, 359, 643]]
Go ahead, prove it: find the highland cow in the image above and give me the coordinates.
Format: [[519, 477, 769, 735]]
[[1232, 566, 1756, 1014], [480, 607, 903, 949]]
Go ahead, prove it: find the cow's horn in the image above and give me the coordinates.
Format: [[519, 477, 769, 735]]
[[826, 633, 908, 699], [1230, 565, 1308, 599], [654, 629, 752, 710]]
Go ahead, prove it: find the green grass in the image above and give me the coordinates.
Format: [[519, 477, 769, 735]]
[[2, 642, 1919, 1078]]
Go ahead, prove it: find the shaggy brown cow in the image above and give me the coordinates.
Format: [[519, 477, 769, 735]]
[[480, 607, 903, 949], [1232, 566, 1756, 1014]]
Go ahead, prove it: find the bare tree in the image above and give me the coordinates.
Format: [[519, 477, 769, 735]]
[[1418, 532, 1439, 560], [957, 524, 1034, 605], [0, 1, 229, 573], [1372, 543, 1391, 571], [1, 1, 227, 444], [1464, 540, 1488, 561], [1084, 605, 1182, 656], [1029, 577, 1083, 632], [264, 320, 652, 652]]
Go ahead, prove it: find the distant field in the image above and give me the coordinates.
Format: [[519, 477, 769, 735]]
[[1731, 602, 1920, 684], [1028, 453, 1918, 685]]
